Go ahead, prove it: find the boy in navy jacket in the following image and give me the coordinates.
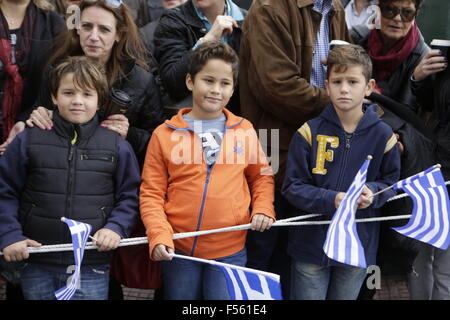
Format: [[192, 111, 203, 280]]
[[282, 44, 401, 300], [0, 56, 140, 300]]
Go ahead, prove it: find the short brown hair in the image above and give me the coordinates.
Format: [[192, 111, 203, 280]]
[[50, 56, 108, 105], [189, 41, 239, 86], [327, 44, 372, 83]]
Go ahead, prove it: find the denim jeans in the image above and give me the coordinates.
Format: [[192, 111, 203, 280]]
[[20, 263, 110, 300], [290, 261, 367, 300], [162, 248, 247, 300]]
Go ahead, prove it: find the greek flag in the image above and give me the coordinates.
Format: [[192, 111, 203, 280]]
[[392, 166, 450, 250], [55, 217, 92, 300], [219, 265, 282, 300], [323, 157, 371, 268]]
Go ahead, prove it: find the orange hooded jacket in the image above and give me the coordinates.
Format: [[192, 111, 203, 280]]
[[140, 108, 275, 260]]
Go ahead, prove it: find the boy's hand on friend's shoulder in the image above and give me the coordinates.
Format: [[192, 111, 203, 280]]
[[92, 228, 121, 252], [357, 185, 373, 210], [152, 244, 174, 261], [250, 214, 274, 232], [2, 239, 42, 262]]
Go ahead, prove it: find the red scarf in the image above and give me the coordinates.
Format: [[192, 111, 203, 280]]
[[0, 3, 35, 140], [367, 23, 419, 82]]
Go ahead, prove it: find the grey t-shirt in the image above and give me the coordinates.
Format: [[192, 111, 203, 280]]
[[183, 113, 226, 166]]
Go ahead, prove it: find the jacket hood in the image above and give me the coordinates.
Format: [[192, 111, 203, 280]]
[[164, 108, 244, 130], [319, 103, 381, 133]]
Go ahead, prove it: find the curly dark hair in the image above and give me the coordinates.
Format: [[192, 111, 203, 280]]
[[378, 0, 425, 10]]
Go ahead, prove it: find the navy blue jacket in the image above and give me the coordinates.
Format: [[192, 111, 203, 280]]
[[0, 113, 140, 264], [282, 104, 401, 267]]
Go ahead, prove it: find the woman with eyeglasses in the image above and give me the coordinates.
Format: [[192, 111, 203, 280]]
[[3, 0, 163, 166]]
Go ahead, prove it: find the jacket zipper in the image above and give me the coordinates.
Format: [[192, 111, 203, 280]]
[[336, 133, 353, 191], [325, 133, 353, 266], [81, 154, 115, 162], [190, 164, 213, 256], [66, 144, 76, 218], [169, 120, 243, 257], [62, 131, 77, 264]]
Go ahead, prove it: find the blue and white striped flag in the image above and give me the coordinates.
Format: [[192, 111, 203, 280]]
[[219, 265, 283, 300], [323, 157, 371, 268], [392, 166, 450, 250], [55, 217, 92, 300]]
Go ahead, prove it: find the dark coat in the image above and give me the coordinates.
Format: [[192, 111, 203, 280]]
[[239, 0, 352, 189], [413, 69, 450, 180], [112, 61, 164, 165], [153, 0, 246, 115], [0, 8, 65, 136]]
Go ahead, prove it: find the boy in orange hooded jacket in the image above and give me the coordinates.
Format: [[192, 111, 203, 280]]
[[140, 41, 275, 300]]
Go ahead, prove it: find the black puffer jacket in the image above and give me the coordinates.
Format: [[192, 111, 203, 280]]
[[36, 60, 163, 166], [153, 0, 245, 115]]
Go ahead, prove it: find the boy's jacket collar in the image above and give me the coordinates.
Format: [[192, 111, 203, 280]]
[[319, 103, 381, 133], [164, 108, 244, 130], [53, 110, 100, 142]]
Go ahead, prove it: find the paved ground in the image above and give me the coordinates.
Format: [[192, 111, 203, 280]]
[[0, 275, 410, 300]]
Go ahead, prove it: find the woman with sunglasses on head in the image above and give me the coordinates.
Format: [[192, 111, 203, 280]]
[[2, 0, 163, 166]]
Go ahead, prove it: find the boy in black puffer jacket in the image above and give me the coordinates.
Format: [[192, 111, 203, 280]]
[[0, 56, 140, 300]]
